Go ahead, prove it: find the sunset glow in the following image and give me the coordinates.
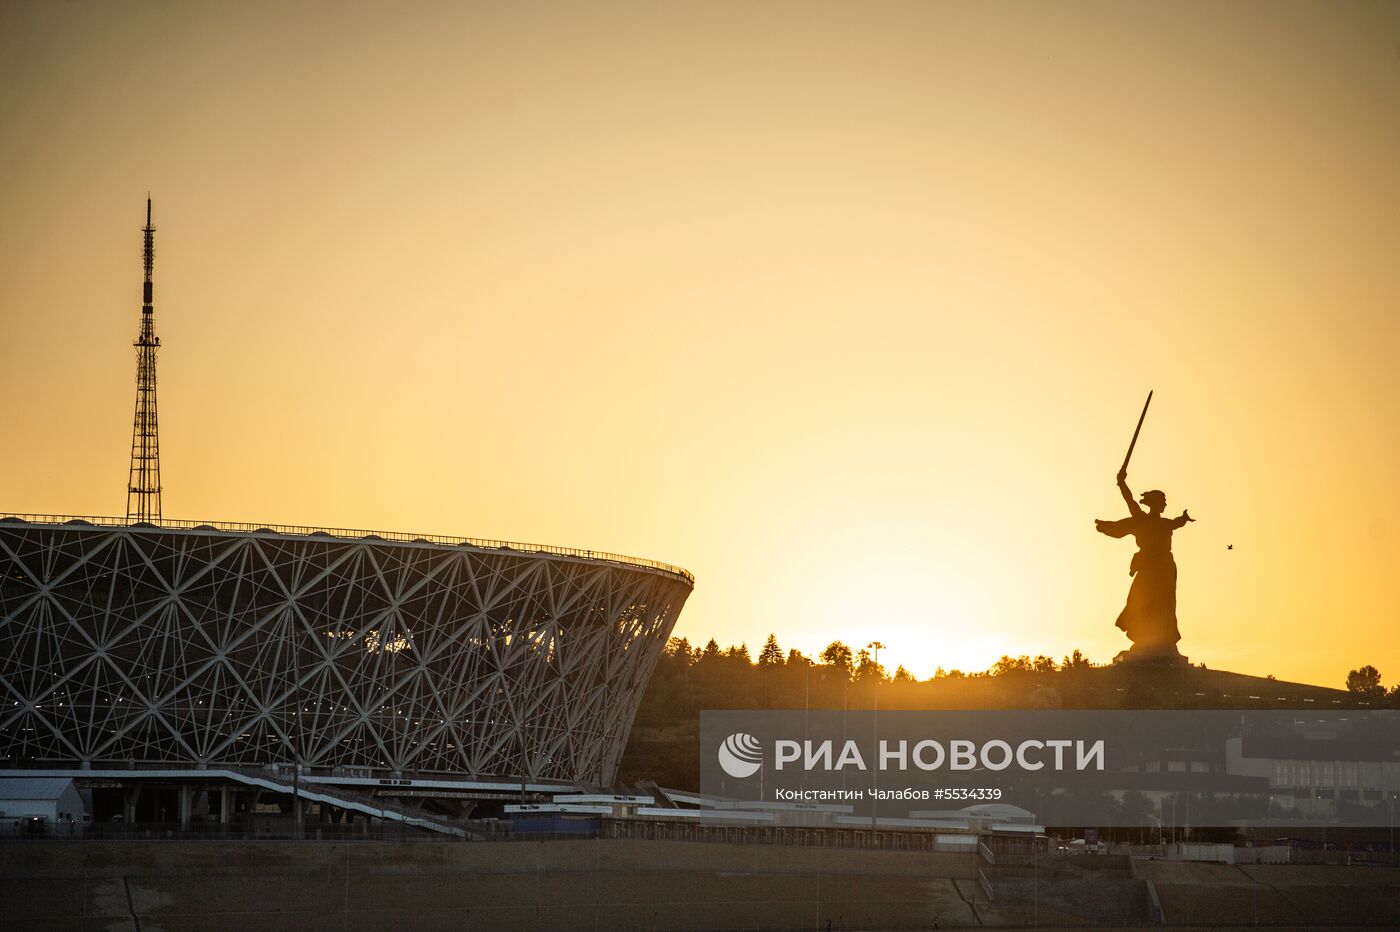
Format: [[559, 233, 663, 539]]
[[2, 1, 1397, 685]]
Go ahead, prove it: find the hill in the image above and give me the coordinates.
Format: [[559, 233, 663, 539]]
[[618, 650, 1370, 791]]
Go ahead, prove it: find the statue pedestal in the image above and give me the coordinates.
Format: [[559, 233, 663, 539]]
[[1113, 645, 1190, 667]]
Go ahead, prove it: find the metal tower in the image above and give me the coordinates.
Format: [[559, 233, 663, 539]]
[[126, 196, 162, 522]]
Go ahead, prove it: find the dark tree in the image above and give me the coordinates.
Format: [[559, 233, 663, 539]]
[[1346, 665, 1384, 698], [854, 648, 888, 683], [757, 633, 784, 666], [1062, 649, 1093, 670], [820, 641, 854, 678], [992, 655, 1032, 676]]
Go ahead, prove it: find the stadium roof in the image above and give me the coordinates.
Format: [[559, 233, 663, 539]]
[[0, 512, 693, 583], [0, 777, 76, 800]]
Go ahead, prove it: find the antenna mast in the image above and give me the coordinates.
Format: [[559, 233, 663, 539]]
[[126, 195, 162, 522]]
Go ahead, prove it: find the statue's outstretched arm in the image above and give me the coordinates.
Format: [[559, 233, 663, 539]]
[[1095, 517, 1133, 538], [1171, 509, 1195, 529], [1116, 470, 1143, 516]]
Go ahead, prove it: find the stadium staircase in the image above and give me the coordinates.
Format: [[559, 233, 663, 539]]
[[226, 768, 465, 837]]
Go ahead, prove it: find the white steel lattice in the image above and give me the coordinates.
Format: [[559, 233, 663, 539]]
[[0, 520, 691, 785]]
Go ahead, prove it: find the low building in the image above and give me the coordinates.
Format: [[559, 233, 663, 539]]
[[0, 777, 87, 832]]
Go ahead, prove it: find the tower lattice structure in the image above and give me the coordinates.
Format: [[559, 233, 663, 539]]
[[126, 196, 162, 522]]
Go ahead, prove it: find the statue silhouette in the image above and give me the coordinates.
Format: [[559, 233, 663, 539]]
[[1096, 468, 1194, 663]]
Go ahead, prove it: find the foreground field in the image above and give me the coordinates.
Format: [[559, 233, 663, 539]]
[[5, 839, 1400, 930]]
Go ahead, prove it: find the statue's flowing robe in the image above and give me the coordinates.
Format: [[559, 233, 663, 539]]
[[1097, 513, 1187, 650]]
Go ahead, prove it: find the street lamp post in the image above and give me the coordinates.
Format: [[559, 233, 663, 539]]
[[868, 641, 884, 832]]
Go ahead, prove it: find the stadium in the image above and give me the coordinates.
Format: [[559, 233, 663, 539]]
[[0, 515, 692, 831], [0, 202, 693, 834]]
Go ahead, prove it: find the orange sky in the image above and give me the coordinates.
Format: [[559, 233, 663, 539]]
[[2, 1, 1397, 686]]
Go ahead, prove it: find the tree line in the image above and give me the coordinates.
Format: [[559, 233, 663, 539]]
[[618, 633, 1397, 790], [634, 634, 1100, 722]]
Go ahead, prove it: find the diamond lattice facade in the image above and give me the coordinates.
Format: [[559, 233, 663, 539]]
[[0, 518, 692, 785]]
